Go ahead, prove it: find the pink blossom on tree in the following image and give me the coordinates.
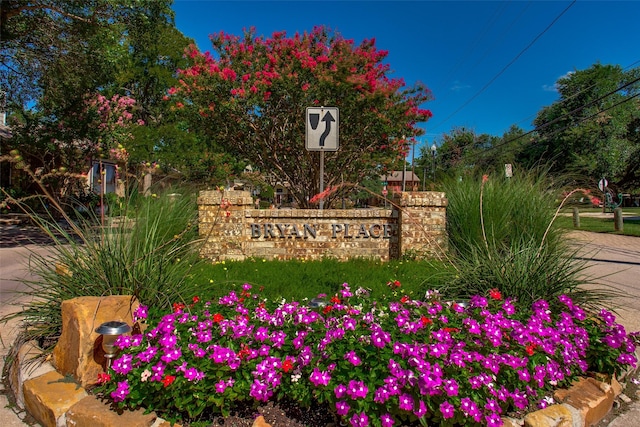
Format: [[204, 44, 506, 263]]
[[168, 26, 433, 207]]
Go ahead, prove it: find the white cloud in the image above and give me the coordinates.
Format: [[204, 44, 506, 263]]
[[450, 80, 471, 92], [542, 71, 574, 92]]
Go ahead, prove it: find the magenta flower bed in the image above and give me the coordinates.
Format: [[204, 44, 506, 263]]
[[96, 284, 638, 427]]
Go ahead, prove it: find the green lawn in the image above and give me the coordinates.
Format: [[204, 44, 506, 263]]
[[187, 257, 454, 303], [556, 207, 640, 237]]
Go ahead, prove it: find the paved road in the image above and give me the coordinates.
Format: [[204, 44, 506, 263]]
[[0, 225, 58, 426], [569, 230, 640, 334], [0, 225, 638, 426]]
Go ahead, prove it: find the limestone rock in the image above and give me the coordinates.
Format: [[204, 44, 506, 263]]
[[66, 395, 157, 427], [523, 404, 576, 427], [52, 295, 139, 388], [23, 370, 87, 427], [554, 377, 615, 426], [501, 416, 524, 427], [252, 415, 272, 427], [8, 340, 55, 409]]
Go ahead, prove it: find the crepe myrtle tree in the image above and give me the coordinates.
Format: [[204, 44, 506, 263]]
[[168, 26, 433, 207]]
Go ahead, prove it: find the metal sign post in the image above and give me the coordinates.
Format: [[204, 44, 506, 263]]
[[319, 151, 325, 209], [306, 107, 339, 210], [599, 177, 608, 213]]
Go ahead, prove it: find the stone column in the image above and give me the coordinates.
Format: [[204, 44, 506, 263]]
[[198, 189, 253, 261], [393, 191, 448, 259]]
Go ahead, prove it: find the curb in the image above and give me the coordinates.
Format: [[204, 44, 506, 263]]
[[6, 340, 632, 427]]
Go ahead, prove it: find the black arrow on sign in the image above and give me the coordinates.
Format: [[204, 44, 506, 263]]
[[319, 111, 335, 147]]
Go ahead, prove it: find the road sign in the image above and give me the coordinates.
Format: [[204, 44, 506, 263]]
[[598, 178, 608, 192], [306, 107, 339, 151], [505, 163, 513, 178], [382, 188, 388, 196]]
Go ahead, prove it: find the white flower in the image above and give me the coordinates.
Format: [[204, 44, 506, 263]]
[[141, 369, 151, 382]]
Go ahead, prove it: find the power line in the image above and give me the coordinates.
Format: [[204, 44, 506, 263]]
[[477, 82, 640, 157], [431, 0, 577, 132], [491, 59, 640, 138], [433, 1, 510, 95], [433, 69, 640, 160], [457, 2, 532, 89]]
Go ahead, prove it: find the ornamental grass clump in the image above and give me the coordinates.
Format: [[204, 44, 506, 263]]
[[443, 171, 616, 311], [1, 186, 212, 355], [96, 283, 637, 427]]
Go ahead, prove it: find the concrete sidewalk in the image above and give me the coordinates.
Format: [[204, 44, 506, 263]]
[[567, 231, 640, 427], [0, 239, 50, 426], [569, 230, 640, 333]]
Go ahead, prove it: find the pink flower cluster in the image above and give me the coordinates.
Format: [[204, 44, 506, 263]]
[[102, 284, 637, 427], [167, 26, 432, 132], [88, 94, 139, 129]]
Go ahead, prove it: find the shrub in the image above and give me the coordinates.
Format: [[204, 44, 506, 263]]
[[442, 172, 615, 310], [96, 284, 637, 427]]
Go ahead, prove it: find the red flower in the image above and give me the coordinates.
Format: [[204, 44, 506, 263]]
[[238, 344, 250, 359], [213, 313, 224, 323], [172, 302, 185, 312], [282, 359, 294, 373], [421, 316, 432, 326], [525, 343, 537, 356], [97, 372, 111, 384], [387, 280, 401, 288], [489, 288, 502, 300], [192, 296, 200, 304], [162, 375, 176, 387], [330, 296, 341, 304], [400, 295, 409, 304], [322, 305, 333, 314], [309, 186, 337, 204]]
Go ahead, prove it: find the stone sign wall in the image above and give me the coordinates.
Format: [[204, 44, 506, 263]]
[[198, 190, 447, 262]]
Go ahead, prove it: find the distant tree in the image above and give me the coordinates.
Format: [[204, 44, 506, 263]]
[[1, 1, 219, 190], [420, 127, 494, 177], [109, 4, 198, 171], [415, 124, 534, 181], [169, 26, 433, 207], [1, 0, 141, 112], [524, 63, 640, 190]]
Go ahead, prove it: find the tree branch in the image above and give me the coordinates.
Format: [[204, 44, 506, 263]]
[[3, 3, 99, 25]]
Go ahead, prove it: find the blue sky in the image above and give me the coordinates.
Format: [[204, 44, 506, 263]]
[[172, 0, 640, 149]]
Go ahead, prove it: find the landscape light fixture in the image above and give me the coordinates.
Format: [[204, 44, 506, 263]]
[[95, 320, 131, 368]]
